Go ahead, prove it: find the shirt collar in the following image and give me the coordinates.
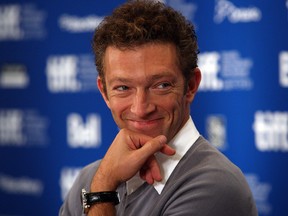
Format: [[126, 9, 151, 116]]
[[126, 116, 200, 195]]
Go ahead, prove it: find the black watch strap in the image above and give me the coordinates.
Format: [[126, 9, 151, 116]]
[[81, 189, 120, 214]]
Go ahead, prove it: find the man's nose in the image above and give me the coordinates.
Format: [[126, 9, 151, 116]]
[[130, 90, 156, 117]]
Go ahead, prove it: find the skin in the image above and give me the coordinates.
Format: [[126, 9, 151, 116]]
[[89, 43, 201, 215]]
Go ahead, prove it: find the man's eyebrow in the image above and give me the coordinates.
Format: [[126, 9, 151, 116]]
[[148, 72, 176, 81], [108, 77, 132, 85], [108, 71, 176, 84]]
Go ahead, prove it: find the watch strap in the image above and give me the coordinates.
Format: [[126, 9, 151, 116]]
[[81, 189, 120, 214]]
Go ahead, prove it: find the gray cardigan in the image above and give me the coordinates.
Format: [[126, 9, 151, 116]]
[[59, 136, 257, 216]]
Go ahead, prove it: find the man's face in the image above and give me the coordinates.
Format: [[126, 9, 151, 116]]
[[98, 43, 200, 142]]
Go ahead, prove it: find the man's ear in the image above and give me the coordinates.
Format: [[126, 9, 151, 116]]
[[97, 76, 111, 109], [185, 68, 201, 103]]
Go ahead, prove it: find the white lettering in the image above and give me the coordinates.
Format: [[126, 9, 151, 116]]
[[253, 111, 288, 151], [214, 0, 261, 23], [245, 174, 272, 215], [46, 55, 81, 92], [0, 173, 43, 196], [198, 52, 223, 91], [0, 109, 25, 145], [0, 64, 29, 88], [0, 5, 23, 40], [59, 167, 81, 201], [59, 14, 103, 33], [206, 115, 227, 150], [279, 51, 288, 87], [198, 51, 253, 91], [67, 113, 101, 148]]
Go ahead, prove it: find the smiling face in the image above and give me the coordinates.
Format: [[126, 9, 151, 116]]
[[98, 43, 200, 142]]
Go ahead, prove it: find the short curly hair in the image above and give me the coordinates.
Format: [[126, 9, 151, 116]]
[[92, 0, 199, 92]]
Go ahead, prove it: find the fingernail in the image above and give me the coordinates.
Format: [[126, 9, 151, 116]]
[[158, 135, 167, 145]]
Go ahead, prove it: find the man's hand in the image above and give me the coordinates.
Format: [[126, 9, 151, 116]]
[[91, 129, 176, 192]]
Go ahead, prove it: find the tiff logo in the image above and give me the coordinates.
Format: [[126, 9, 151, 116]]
[[198, 52, 223, 91], [279, 51, 288, 87], [67, 113, 101, 148], [0, 4, 23, 40], [46, 55, 81, 92], [214, 0, 261, 23], [253, 111, 288, 152], [198, 51, 253, 91]]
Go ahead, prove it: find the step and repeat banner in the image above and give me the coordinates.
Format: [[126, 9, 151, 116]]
[[0, 0, 287, 215]]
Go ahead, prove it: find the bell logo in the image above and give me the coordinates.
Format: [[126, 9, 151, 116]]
[[67, 113, 101, 148]]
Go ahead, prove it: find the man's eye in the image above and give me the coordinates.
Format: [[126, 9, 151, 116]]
[[115, 86, 129, 91], [157, 82, 171, 89]]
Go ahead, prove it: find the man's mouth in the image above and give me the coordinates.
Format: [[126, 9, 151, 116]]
[[127, 118, 164, 130]]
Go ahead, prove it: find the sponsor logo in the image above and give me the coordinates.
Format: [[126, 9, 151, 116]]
[[214, 0, 262, 23], [206, 115, 227, 150], [46, 54, 97, 93], [253, 111, 288, 152], [0, 64, 29, 88], [59, 14, 104, 33], [0, 4, 23, 40], [0, 173, 44, 196], [0, 3, 46, 41], [198, 50, 253, 91], [59, 167, 81, 201], [245, 174, 272, 215], [279, 51, 288, 87], [67, 113, 101, 148], [0, 109, 49, 147]]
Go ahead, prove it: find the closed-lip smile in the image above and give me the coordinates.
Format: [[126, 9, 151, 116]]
[[127, 118, 164, 130]]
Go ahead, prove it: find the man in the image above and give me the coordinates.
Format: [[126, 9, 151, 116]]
[[59, 1, 257, 215]]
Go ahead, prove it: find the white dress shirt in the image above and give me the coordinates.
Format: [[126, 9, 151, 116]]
[[126, 116, 200, 195]]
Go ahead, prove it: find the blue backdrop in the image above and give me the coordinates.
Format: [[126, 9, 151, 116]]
[[0, 0, 287, 215]]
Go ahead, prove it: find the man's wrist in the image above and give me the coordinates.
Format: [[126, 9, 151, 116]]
[[91, 165, 119, 191], [81, 189, 120, 214]]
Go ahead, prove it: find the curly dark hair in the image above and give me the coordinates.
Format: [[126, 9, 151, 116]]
[[92, 0, 199, 92]]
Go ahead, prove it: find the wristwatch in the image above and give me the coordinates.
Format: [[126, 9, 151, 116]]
[[81, 188, 120, 214]]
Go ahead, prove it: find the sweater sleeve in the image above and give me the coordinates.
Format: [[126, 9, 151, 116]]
[[59, 160, 101, 216]]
